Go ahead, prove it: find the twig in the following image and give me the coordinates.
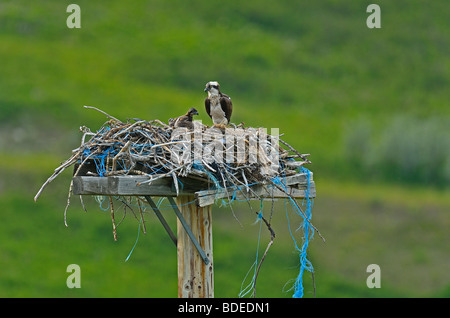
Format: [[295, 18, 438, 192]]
[[252, 212, 275, 298], [112, 140, 132, 171], [279, 139, 311, 163], [84, 105, 122, 123], [79, 195, 87, 213], [34, 150, 81, 202], [136, 166, 183, 185], [64, 180, 74, 227], [109, 196, 118, 241], [150, 140, 190, 149], [137, 197, 147, 234]]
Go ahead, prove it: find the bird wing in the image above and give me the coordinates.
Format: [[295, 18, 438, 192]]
[[220, 94, 233, 123], [174, 115, 193, 129], [205, 98, 212, 119]]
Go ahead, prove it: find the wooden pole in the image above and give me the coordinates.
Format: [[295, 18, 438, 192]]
[[176, 195, 214, 298]]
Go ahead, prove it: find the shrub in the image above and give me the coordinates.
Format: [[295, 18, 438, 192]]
[[343, 116, 450, 186]]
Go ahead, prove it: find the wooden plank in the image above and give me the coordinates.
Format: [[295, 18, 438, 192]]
[[72, 174, 214, 196], [176, 195, 213, 298], [193, 172, 315, 207], [72, 175, 180, 196], [195, 181, 315, 207], [72, 172, 316, 207]]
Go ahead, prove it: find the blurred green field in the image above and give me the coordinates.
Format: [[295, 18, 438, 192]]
[[1, 164, 449, 298], [0, 1, 449, 297]]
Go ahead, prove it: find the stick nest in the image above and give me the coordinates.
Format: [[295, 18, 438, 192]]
[[35, 106, 311, 202]]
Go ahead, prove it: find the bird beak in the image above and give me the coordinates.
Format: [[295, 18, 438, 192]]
[[194, 110, 199, 115], [204, 86, 210, 92]]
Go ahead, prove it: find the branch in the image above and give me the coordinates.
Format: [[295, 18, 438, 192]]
[[84, 105, 122, 123], [279, 138, 311, 163], [252, 214, 275, 298]]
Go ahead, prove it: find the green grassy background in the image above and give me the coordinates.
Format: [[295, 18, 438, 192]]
[[0, 0, 449, 297]]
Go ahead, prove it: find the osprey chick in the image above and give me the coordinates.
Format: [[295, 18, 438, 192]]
[[204, 81, 233, 126], [169, 107, 199, 130]]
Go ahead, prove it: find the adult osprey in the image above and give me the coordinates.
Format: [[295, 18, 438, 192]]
[[169, 107, 199, 130], [204, 81, 233, 126]]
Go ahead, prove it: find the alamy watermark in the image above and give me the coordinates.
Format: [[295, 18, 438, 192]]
[[66, 4, 381, 30], [66, 4, 81, 29], [366, 4, 381, 29], [366, 264, 381, 288], [170, 122, 281, 175], [66, 264, 81, 288]]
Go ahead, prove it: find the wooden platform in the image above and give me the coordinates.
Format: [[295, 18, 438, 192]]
[[72, 172, 315, 207], [71, 170, 316, 297]]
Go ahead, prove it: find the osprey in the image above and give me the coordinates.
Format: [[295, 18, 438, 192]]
[[169, 107, 199, 130], [204, 81, 233, 126]]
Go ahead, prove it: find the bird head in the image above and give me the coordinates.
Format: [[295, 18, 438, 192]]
[[204, 81, 220, 97], [187, 107, 199, 116]]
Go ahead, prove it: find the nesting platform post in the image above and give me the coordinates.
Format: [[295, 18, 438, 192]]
[[71, 170, 315, 298], [176, 195, 213, 298]]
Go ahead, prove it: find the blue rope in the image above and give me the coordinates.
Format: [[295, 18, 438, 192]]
[[292, 167, 314, 298], [125, 217, 142, 262], [193, 160, 221, 190], [94, 195, 110, 211], [272, 167, 314, 298], [125, 198, 165, 262]]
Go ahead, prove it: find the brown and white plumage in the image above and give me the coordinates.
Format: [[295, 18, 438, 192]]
[[204, 81, 232, 126], [169, 107, 199, 130]]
